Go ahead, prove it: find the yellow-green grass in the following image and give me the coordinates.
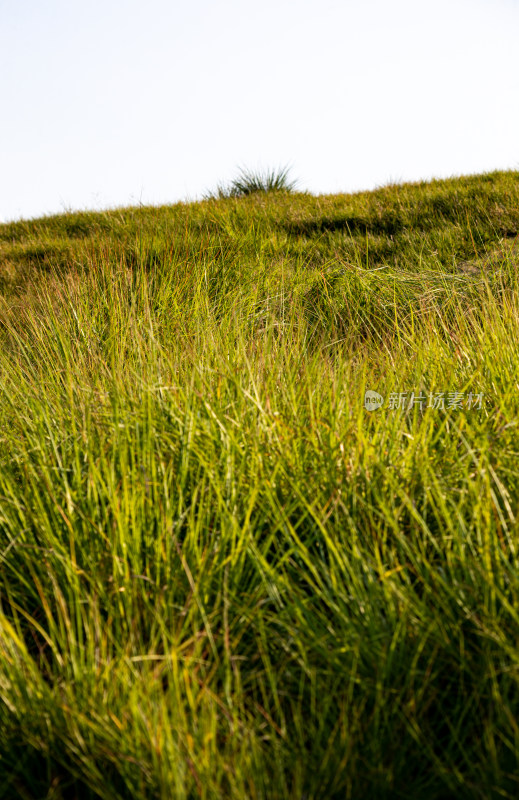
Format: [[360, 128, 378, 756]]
[[1, 170, 519, 799]]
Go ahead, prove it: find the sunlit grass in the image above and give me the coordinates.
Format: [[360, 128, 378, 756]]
[[1, 170, 519, 798]]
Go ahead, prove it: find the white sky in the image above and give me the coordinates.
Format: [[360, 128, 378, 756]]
[[1, 0, 519, 222]]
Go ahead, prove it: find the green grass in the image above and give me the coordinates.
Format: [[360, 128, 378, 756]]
[[1, 169, 519, 798], [207, 165, 298, 198]]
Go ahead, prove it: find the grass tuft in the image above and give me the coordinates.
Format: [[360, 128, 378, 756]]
[[208, 164, 297, 199]]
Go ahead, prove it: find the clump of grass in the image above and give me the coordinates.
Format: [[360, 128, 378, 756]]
[[208, 164, 297, 199]]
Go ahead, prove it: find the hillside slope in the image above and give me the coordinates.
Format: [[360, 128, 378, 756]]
[[2, 169, 519, 293], [1, 171, 519, 799]]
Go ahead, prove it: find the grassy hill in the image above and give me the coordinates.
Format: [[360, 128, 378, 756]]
[[1, 170, 519, 799]]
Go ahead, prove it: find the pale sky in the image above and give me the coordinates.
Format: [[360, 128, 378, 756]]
[[1, 0, 519, 222]]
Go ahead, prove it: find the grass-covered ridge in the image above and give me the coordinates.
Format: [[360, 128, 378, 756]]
[[1, 169, 519, 799]]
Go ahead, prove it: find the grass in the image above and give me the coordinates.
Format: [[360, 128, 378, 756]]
[[207, 165, 297, 198], [1, 169, 519, 798]]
